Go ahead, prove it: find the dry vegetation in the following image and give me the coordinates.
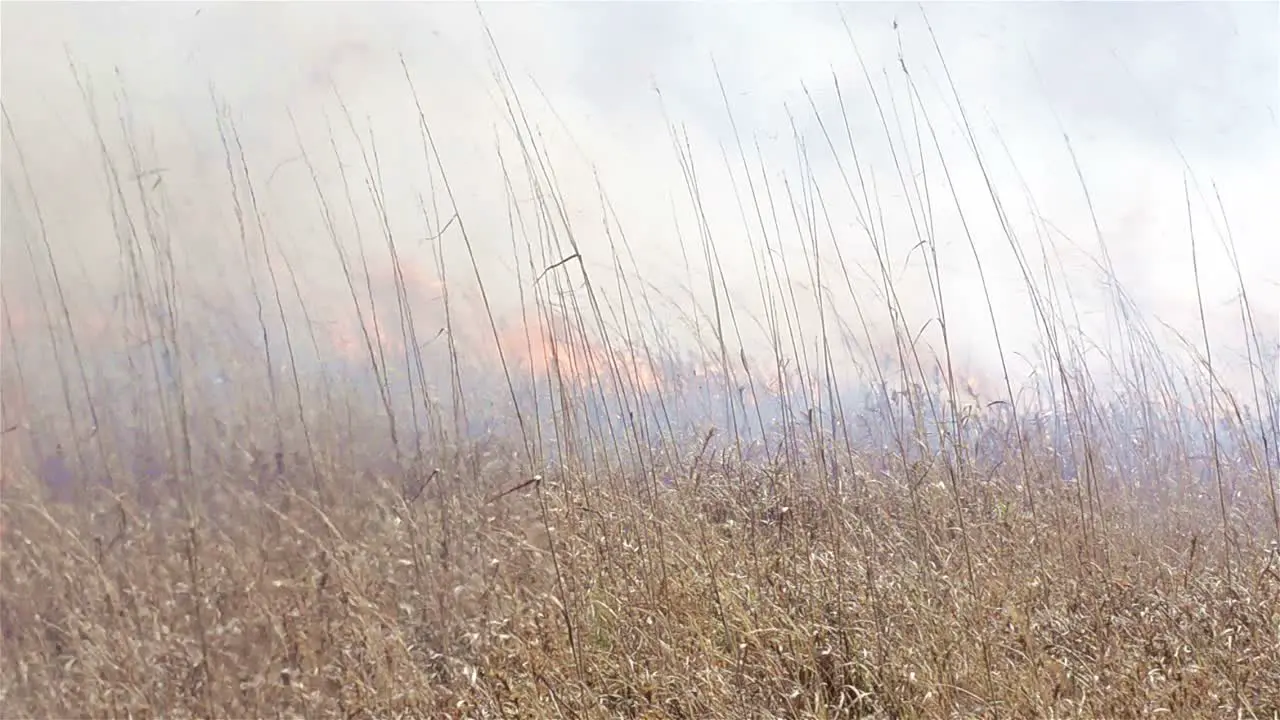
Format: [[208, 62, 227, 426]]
[[3, 17, 1279, 720]]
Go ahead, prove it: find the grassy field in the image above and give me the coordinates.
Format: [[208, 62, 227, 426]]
[[2, 13, 1279, 719]]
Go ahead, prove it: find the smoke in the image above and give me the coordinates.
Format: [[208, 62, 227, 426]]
[[2, 2, 1277, 424]]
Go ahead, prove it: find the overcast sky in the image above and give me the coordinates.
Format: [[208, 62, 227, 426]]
[[2, 2, 1277, 401]]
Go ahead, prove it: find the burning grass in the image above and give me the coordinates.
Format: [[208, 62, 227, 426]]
[[2, 9, 1279, 719]]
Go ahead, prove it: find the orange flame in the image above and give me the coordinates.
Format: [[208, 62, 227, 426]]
[[492, 317, 662, 394]]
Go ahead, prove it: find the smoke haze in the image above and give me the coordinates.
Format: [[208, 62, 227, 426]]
[[3, 2, 1277, 426]]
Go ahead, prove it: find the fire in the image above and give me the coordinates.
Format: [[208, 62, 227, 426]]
[[333, 249, 666, 394], [327, 315, 367, 363], [492, 316, 663, 394]]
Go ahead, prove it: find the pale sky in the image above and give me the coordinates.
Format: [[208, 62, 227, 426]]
[[2, 2, 1277, 404]]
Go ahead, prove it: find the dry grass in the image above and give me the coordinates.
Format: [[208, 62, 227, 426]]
[[3, 14, 1280, 719], [1, 450, 1278, 718]]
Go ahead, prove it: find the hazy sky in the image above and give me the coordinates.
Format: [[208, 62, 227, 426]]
[[2, 1, 1277, 399]]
